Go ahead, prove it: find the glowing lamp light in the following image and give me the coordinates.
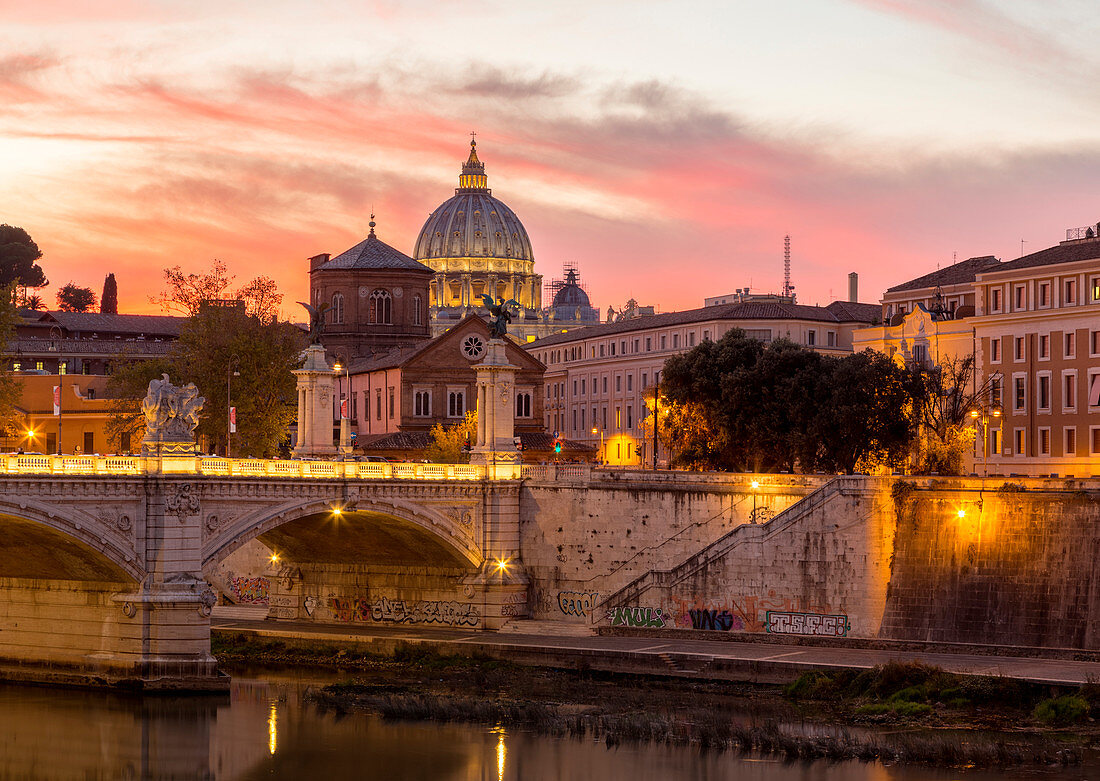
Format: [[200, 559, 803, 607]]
[[957, 509, 966, 519], [969, 409, 979, 419], [751, 480, 760, 490], [332, 506, 343, 516], [269, 552, 280, 564], [494, 558, 509, 572], [333, 362, 342, 371]]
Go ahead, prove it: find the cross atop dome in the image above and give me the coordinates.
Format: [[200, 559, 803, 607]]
[[458, 135, 488, 192]]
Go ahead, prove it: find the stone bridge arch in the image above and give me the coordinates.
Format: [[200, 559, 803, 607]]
[[202, 493, 485, 571], [0, 496, 143, 583]]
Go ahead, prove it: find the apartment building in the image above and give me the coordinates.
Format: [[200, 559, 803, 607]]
[[527, 299, 878, 465]]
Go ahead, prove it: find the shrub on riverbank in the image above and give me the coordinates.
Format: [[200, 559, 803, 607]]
[[1033, 695, 1089, 726]]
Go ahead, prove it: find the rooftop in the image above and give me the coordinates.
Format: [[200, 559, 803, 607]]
[[319, 221, 433, 273], [886, 256, 1001, 294], [985, 236, 1100, 275]]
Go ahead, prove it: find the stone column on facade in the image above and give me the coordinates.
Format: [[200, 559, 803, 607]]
[[469, 339, 521, 479], [292, 345, 338, 458]]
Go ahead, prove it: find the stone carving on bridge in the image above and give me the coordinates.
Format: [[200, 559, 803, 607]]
[[141, 374, 205, 455], [166, 483, 201, 522]]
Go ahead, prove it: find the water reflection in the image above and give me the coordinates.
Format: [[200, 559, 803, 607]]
[[0, 677, 1092, 780]]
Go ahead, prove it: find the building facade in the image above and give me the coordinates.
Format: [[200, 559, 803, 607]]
[[528, 299, 879, 465]]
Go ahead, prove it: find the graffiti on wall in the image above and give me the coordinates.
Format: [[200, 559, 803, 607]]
[[672, 592, 834, 633], [501, 592, 527, 618], [688, 608, 742, 631], [766, 611, 850, 637], [327, 596, 481, 627], [230, 576, 270, 605], [557, 590, 599, 618], [607, 606, 667, 628]]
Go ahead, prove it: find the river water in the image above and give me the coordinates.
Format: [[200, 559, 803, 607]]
[[0, 671, 1094, 781]]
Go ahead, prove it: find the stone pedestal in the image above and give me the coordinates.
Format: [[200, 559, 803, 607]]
[[293, 345, 338, 458], [470, 338, 521, 479]]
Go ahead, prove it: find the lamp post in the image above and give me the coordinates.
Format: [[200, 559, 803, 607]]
[[591, 426, 603, 465], [227, 354, 240, 457], [49, 325, 63, 455], [750, 479, 760, 522], [334, 358, 351, 455], [968, 405, 1002, 477]]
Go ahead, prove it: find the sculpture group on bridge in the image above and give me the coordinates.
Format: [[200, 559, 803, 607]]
[[142, 374, 205, 453]]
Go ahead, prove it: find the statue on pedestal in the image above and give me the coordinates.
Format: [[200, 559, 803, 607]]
[[141, 374, 205, 455], [478, 295, 520, 339]]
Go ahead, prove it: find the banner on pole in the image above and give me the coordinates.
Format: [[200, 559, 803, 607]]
[[229, 406, 236, 433], [52, 385, 60, 416], [340, 399, 348, 419]]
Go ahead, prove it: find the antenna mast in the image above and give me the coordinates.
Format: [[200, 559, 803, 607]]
[[782, 235, 793, 298]]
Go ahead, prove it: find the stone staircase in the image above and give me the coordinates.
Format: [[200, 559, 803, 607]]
[[602, 476, 852, 610], [657, 652, 715, 675], [211, 604, 269, 621]]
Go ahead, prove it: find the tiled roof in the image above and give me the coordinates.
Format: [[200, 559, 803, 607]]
[[32, 311, 187, 336], [528, 300, 876, 348], [825, 300, 881, 323], [986, 238, 1100, 274], [886, 256, 1001, 293], [347, 343, 427, 374], [319, 233, 433, 273]]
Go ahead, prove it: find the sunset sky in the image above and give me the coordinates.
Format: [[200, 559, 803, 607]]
[[3, 0, 1099, 318]]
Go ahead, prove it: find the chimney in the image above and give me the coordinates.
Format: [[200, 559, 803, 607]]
[[309, 253, 331, 272], [848, 272, 858, 303]]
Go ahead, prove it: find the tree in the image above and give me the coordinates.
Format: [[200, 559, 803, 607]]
[[23, 294, 43, 311], [152, 260, 283, 321], [910, 355, 989, 475], [101, 273, 118, 314], [0, 225, 48, 289], [168, 304, 305, 457], [56, 283, 97, 312], [0, 284, 24, 436], [104, 356, 171, 452], [426, 411, 477, 464]]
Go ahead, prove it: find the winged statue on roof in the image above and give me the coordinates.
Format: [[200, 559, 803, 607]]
[[297, 301, 331, 345], [478, 294, 520, 338]]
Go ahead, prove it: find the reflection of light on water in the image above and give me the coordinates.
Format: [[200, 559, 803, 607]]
[[268, 703, 278, 755], [495, 728, 506, 781]]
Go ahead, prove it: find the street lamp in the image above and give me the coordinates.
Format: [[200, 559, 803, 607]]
[[227, 354, 240, 457], [49, 325, 63, 455], [968, 405, 1002, 477], [751, 479, 760, 522], [591, 426, 603, 465], [333, 357, 351, 455]]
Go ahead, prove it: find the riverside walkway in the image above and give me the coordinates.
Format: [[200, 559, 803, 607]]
[[211, 617, 1100, 687]]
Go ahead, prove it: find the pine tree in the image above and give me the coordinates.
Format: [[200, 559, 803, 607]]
[[101, 273, 118, 314]]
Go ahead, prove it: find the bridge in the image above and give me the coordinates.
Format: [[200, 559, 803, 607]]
[[0, 454, 530, 690]]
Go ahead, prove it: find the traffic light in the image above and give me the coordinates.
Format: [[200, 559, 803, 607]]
[[513, 436, 524, 451], [553, 435, 563, 454], [462, 436, 472, 453]]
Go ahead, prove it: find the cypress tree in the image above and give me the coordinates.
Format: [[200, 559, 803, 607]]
[[101, 273, 118, 314]]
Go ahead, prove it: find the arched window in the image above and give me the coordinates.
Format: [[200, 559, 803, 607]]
[[413, 294, 422, 326], [331, 293, 344, 325], [515, 391, 531, 418], [369, 289, 392, 324]]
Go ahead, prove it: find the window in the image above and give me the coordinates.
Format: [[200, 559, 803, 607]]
[[1064, 373, 1077, 411], [1014, 337, 1024, 361], [807, 330, 816, 347], [572, 379, 577, 397], [120, 432, 131, 453], [626, 374, 633, 391], [580, 407, 585, 430], [621, 341, 626, 354], [641, 372, 648, 389], [602, 406, 607, 429], [672, 334, 680, 349], [331, 292, 345, 324], [615, 375, 621, 393], [572, 409, 577, 430], [990, 377, 1002, 407], [1092, 331, 1100, 356], [610, 342, 615, 356], [1038, 374, 1050, 410], [912, 344, 927, 365], [58, 361, 68, 375], [376, 390, 382, 420], [633, 339, 639, 353], [34, 361, 43, 371], [990, 288, 1001, 312], [86, 387, 96, 399], [1066, 331, 1076, 358], [1014, 285, 1026, 310], [1039, 282, 1050, 307], [388, 387, 395, 419], [1014, 376, 1026, 411], [1014, 428, 1025, 456], [516, 391, 531, 418], [83, 432, 94, 454], [1093, 276, 1100, 301], [827, 331, 836, 347], [990, 428, 1000, 456], [660, 335, 667, 349], [600, 344, 605, 357], [615, 407, 621, 429], [1092, 427, 1100, 456], [369, 289, 392, 324], [1090, 372, 1100, 407], [1065, 279, 1076, 305], [688, 332, 695, 347], [990, 338, 1001, 362], [645, 337, 652, 352], [1039, 334, 1049, 359], [627, 405, 633, 429], [703, 330, 710, 341], [1065, 427, 1077, 457], [447, 389, 465, 417], [580, 378, 586, 395], [602, 376, 608, 394], [413, 294, 422, 325], [1039, 427, 1051, 456]]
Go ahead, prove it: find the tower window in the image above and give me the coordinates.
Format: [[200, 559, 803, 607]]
[[369, 289, 392, 324], [413, 294, 422, 326], [331, 293, 344, 325]]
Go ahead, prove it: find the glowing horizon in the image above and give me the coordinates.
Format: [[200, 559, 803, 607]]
[[3, 1, 1099, 319]]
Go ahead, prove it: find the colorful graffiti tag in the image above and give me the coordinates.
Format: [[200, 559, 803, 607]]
[[327, 596, 481, 627], [688, 608, 742, 631], [607, 606, 667, 628], [557, 590, 599, 618], [230, 576, 270, 605], [765, 611, 850, 637]]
